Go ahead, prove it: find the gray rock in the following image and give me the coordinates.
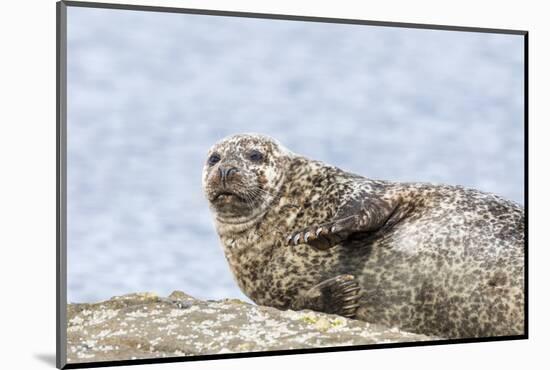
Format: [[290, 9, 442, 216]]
[[66, 291, 438, 364]]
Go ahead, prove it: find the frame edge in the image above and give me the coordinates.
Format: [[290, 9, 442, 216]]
[[57, 1, 68, 369], [62, 0, 527, 35]]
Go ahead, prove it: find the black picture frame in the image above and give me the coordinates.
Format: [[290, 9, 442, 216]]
[[56, 1, 528, 368]]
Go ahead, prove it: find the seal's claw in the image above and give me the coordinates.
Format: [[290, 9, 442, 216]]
[[287, 221, 350, 250], [316, 226, 328, 236], [286, 234, 293, 245]]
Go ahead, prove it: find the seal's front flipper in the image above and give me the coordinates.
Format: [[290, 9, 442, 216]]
[[286, 216, 357, 250], [286, 194, 404, 250], [291, 274, 361, 318]]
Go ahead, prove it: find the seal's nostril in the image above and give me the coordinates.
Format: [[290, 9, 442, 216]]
[[226, 167, 238, 178], [219, 167, 238, 188]]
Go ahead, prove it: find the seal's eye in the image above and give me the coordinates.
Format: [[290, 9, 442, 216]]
[[208, 153, 221, 166], [248, 150, 264, 162]]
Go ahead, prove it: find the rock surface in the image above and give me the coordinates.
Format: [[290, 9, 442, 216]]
[[67, 291, 437, 364]]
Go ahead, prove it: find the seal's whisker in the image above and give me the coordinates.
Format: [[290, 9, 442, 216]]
[[247, 186, 279, 202], [247, 188, 273, 201]]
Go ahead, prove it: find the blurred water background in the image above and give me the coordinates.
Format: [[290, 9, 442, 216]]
[[67, 7, 524, 303]]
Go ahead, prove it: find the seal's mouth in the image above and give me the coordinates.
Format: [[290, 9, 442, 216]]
[[212, 191, 244, 204]]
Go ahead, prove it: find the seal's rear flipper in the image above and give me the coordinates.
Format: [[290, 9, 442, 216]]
[[292, 274, 361, 318]]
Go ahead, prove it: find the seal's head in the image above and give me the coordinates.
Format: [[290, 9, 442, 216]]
[[202, 133, 291, 228]]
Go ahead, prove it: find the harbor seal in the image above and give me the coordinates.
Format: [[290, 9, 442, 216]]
[[202, 133, 525, 339]]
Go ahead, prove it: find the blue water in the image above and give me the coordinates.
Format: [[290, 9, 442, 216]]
[[66, 7, 524, 303]]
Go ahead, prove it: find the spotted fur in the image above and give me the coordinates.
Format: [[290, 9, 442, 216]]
[[202, 133, 525, 339]]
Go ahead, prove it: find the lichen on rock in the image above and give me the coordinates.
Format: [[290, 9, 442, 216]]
[[66, 291, 437, 364]]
